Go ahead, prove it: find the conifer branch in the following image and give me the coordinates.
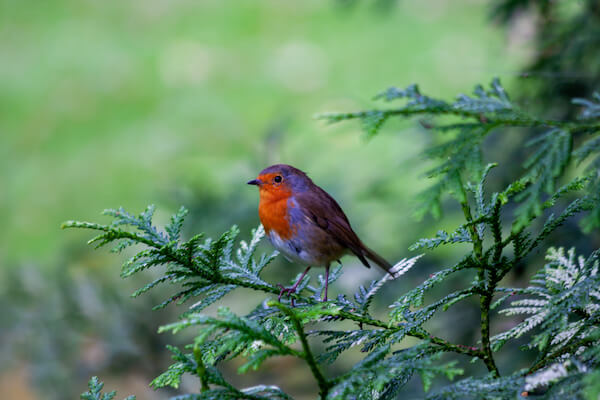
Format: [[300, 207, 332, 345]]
[[319, 106, 600, 132], [62, 218, 482, 360], [527, 335, 599, 374], [271, 302, 332, 399]]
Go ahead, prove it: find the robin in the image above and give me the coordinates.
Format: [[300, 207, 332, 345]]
[[248, 164, 394, 303]]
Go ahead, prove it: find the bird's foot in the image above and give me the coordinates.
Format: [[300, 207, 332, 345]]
[[277, 284, 297, 307]]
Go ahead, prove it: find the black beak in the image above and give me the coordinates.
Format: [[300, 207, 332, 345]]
[[247, 179, 261, 186]]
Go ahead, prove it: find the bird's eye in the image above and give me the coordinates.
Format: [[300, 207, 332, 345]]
[[274, 175, 283, 183]]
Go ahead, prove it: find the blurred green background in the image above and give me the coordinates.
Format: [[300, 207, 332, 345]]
[[0, 0, 538, 398]]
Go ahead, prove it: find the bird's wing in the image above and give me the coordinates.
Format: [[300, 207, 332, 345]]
[[294, 187, 373, 269]]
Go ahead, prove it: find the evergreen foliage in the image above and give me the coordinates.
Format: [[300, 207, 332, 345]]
[[80, 376, 135, 400], [71, 79, 599, 399], [492, 0, 600, 121]]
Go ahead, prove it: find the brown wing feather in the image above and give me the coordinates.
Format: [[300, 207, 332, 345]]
[[295, 185, 394, 276]]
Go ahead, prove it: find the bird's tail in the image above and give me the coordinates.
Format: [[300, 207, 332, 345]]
[[360, 244, 395, 278]]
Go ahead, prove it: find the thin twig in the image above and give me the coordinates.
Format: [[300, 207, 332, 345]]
[[273, 303, 332, 399], [193, 343, 210, 393], [456, 174, 500, 376]]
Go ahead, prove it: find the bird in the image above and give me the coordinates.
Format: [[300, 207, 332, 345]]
[[247, 164, 394, 304]]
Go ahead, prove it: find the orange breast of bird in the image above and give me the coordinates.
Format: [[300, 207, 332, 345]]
[[258, 182, 295, 240]]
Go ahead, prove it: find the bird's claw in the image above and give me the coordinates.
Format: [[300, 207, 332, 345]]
[[277, 284, 296, 307]]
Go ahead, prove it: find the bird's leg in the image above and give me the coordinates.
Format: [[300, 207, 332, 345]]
[[322, 264, 330, 302], [278, 266, 311, 307]]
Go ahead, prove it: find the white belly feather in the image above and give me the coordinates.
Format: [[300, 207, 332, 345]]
[[267, 229, 316, 266]]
